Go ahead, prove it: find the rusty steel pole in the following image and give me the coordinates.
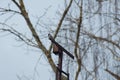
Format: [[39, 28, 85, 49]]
[[57, 50, 63, 80], [48, 34, 74, 80]]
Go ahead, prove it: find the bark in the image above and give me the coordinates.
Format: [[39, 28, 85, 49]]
[[74, 0, 83, 80], [12, 0, 57, 73], [49, 0, 73, 52], [105, 69, 120, 80]]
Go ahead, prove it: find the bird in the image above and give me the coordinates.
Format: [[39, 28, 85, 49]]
[[48, 34, 54, 41]]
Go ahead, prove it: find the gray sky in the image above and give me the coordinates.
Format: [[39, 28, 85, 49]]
[[0, 0, 63, 80]]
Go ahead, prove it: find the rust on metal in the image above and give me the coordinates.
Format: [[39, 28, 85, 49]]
[[48, 34, 74, 80]]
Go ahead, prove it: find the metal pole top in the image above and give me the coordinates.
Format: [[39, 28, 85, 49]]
[[48, 34, 74, 59]]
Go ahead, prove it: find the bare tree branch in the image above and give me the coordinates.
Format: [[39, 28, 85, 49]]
[[0, 22, 37, 47], [74, 0, 83, 80], [49, 0, 73, 52], [105, 69, 120, 80], [12, 0, 21, 10], [12, 0, 57, 73], [0, 7, 21, 14], [84, 31, 120, 49]]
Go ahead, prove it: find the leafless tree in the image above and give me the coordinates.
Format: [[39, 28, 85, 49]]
[[0, 0, 120, 80]]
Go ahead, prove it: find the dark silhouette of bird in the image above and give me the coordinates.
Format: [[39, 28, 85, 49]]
[[48, 34, 54, 41]]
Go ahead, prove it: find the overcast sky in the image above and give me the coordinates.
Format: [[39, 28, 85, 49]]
[[0, 0, 63, 80]]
